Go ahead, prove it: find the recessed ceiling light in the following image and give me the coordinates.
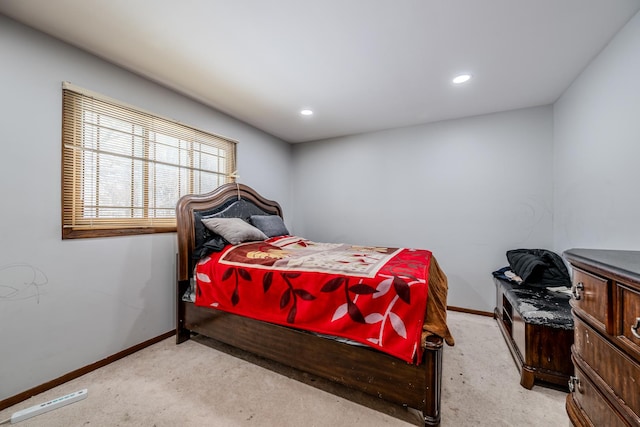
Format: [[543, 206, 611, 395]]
[[452, 74, 472, 84], [300, 109, 313, 116]]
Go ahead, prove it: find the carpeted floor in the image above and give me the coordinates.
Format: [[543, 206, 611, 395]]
[[0, 311, 568, 426]]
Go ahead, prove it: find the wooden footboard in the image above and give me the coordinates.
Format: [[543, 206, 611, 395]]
[[177, 298, 443, 426]]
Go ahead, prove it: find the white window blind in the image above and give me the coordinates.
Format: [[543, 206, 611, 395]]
[[61, 82, 237, 239]]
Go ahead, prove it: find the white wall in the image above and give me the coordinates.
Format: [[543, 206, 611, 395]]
[[0, 16, 292, 401], [553, 11, 640, 252], [292, 106, 554, 312]]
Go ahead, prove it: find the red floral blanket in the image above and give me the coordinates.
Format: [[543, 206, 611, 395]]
[[194, 236, 431, 363]]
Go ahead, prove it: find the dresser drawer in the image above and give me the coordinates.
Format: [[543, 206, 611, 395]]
[[570, 361, 629, 427], [574, 316, 640, 417], [571, 268, 611, 334], [616, 283, 640, 361]]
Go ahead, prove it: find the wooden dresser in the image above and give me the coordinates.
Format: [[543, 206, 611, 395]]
[[564, 249, 640, 427]]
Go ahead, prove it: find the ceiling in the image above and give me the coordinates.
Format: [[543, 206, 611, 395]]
[[2, 1, 639, 143]]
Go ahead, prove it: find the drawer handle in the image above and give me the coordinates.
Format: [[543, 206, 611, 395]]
[[632, 318, 640, 339], [568, 376, 583, 393], [571, 282, 584, 300]]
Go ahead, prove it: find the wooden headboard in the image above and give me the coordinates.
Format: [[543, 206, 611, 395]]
[[175, 183, 283, 282]]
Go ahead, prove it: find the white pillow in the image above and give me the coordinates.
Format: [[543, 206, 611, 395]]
[[201, 217, 267, 245]]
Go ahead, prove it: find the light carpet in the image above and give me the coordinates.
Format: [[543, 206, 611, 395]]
[[0, 311, 568, 426]]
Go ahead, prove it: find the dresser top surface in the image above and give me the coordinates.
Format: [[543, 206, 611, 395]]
[[564, 249, 640, 284]]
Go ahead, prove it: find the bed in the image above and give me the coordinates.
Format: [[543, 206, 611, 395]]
[[175, 183, 453, 426]]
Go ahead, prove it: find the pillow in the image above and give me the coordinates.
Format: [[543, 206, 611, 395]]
[[201, 217, 267, 245], [250, 215, 289, 237]]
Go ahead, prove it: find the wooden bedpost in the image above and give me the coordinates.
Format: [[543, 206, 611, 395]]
[[423, 335, 443, 426], [176, 254, 191, 344]]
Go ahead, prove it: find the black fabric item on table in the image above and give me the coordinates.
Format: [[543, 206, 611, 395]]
[[506, 248, 571, 288]]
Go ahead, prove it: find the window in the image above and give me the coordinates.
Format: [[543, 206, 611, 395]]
[[61, 82, 237, 239]]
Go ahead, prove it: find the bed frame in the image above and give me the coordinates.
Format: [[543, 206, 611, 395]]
[[175, 183, 444, 426]]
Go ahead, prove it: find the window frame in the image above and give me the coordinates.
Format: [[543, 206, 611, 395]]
[[61, 82, 237, 239]]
